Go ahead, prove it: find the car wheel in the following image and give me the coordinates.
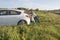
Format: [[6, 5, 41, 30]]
[[17, 20, 27, 25]]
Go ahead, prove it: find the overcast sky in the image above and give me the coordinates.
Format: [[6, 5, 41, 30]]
[[0, 0, 60, 10]]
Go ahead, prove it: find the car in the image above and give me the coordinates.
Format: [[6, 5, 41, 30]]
[[0, 9, 30, 25]]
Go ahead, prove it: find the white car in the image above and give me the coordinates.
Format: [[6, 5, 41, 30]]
[[0, 9, 30, 25]]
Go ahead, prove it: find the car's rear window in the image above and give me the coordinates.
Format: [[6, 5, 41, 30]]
[[9, 10, 21, 15]]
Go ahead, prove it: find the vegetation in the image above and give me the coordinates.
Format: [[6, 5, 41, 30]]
[[48, 9, 60, 15], [0, 9, 60, 40]]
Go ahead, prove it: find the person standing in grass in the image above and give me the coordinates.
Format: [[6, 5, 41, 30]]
[[28, 10, 39, 23]]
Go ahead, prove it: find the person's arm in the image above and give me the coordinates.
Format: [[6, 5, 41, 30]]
[[33, 13, 37, 17]]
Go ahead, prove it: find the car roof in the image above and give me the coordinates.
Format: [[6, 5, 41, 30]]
[[0, 9, 24, 13]]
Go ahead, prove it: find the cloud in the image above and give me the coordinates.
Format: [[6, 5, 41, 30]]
[[0, 0, 60, 10], [18, 0, 50, 10], [18, 0, 40, 9]]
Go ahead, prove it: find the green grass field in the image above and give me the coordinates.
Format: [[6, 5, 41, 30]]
[[0, 11, 60, 40]]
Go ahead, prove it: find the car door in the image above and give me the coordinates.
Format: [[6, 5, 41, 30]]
[[3, 10, 21, 25], [0, 10, 7, 25]]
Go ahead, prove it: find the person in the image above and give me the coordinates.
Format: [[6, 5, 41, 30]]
[[28, 10, 39, 23], [33, 13, 39, 22]]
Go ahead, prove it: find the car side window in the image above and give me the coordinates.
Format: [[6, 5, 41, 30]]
[[10, 11, 21, 15], [0, 10, 7, 15]]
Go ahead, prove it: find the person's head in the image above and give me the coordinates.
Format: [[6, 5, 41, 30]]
[[28, 10, 33, 14]]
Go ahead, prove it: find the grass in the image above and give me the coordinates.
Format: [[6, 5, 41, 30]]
[[0, 11, 60, 40]]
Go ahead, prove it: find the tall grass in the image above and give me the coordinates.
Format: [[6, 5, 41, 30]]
[[0, 11, 60, 40]]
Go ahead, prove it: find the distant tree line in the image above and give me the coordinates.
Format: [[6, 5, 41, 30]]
[[47, 9, 60, 13], [17, 7, 40, 11]]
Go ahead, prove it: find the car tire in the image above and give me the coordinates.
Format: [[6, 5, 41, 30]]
[[17, 20, 27, 25]]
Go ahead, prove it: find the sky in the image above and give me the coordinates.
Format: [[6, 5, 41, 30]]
[[0, 0, 60, 10]]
